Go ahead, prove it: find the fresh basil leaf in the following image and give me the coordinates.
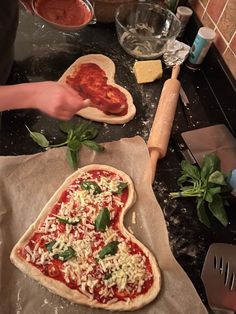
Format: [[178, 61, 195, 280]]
[[98, 241, 119, 259], [180, 160, 200, 180], [104, 272, 112, 280], [59, 121, 74, 134], [80, 127, 98, 141], [68, 136, 82, 151], [45, 240, 57, 252], [113, 182, 128, 194], [200, 154, 220, 180], [205, 187, 221, 203], [209, 194, 228, 227], [177, 174, 189, 186], [56, 216, 80, 225], [208, 170, 227, 186], [26, 126, 49, 148], [95, 208, 110, 232], [74, 122, 90, 138], [81, 181, 102, 195], [82, 140, 105, 152], [54, 246, 76, 261], [67, 148, 78, 170], [196, 198, 210, 228]]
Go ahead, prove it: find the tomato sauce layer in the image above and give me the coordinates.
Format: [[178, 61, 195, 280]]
[[66, 63, 128, 116], [35, 0, 92, 26], [19, 169, 154, 304]]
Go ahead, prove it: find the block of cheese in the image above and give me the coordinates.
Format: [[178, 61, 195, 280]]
[[133, 60, 163, 84]]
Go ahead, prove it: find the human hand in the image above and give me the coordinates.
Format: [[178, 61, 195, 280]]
[[29, 81, 90, 120]]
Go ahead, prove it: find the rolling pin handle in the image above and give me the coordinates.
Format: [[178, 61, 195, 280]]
[[171, 64, 180, 80]]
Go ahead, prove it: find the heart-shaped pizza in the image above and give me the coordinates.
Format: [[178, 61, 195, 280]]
[[10, 165, 161, 311], [59, 54, 136, 124]]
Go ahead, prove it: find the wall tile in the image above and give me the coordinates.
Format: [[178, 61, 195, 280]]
[[206, 0, 227, 24], [200, 0, 208, 8], [214, 30, 227, 54], [201, 11, 214, 29], [191, 1, 204, 20], [223, 48, 236, 79], [229, 32, 236, 55], [218, 0, 236, 42]]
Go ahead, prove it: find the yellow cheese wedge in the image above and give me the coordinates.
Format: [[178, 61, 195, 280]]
[[133, 60, 163, 84]]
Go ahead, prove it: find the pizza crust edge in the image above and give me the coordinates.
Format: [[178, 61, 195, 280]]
[[10, 164, 161, 311]]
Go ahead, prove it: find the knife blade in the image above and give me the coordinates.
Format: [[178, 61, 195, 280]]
[[179, 86, 195, 128]]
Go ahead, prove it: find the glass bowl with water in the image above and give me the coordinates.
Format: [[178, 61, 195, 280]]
[[115, 3, 181, 59]]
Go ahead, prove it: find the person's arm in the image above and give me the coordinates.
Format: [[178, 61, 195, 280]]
[[0, 81, 90, 120]]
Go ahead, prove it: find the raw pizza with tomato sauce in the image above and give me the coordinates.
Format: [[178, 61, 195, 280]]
[[59, 54, 136, 124], [10, 164, 161, 311]]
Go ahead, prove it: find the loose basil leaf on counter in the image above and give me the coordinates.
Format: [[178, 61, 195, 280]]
[[45, 240, 57, 252], [59, 121, 74, 134], [56, 216, 80, 225], [170, 153, 232, 228], [79, 127, 98, 141], [67, 136, 82, 152], [98, 241, 119, 259], [67, 149, 78, 170], [95, 208, 110, 232], [114, 182, 128, 194], [81, 181, 102, 195], [200, 154, 220, 181], [54, 247, 76, 261], [25, 125, 49, 148], [26, 122, 105, 170], [82, 140, 105, 152]]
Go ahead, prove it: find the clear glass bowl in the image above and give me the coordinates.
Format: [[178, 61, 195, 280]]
[[115, 3, 181, 59]]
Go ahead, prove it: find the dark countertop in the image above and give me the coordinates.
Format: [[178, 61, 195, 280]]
[[1, 9, 236, 308]]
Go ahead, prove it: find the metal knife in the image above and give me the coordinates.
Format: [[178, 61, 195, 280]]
[[179, 86, 194, 128]]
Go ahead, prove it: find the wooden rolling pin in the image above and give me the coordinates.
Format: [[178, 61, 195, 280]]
[[147, 65, 181, 183]]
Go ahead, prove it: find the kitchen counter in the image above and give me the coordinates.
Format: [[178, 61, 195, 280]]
[[1, 9, 236, 308]]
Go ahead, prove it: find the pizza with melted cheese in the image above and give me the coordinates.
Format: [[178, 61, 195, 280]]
[[10, 165, 161, 311]]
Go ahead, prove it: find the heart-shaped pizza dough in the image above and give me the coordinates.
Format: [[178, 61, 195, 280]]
[[10, 164, 161, 311], [59, 54, 136, 124]]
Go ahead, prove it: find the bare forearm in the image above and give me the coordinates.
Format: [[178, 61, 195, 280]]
[[0, 81, 89, 120], [0, 83, 37, 111]]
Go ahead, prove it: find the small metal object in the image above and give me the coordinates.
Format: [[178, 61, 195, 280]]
[[179, 86, 193, 128], [201, 243, 236, 313]]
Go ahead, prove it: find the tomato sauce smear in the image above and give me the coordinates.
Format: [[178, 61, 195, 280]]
[[66, 63, 129, 116]]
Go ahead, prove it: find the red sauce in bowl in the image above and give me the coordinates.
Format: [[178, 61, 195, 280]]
[[34, 0, 92, 26]]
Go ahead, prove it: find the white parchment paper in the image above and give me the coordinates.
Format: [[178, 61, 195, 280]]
[[0, 136, 207, 314]]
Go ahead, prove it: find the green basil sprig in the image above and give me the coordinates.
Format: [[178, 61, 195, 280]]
[[26, 121, 104, 170], [53, 247, 76, 261], [45, 241, 76, 261], [55, 216, 80, 225], [104, 272, 112, 280], [170, 154, 232, 228], [45, 240, 56, 252], [95, 208, 110, 232], [114, 182, 128, 194], [98, 241, 119, 259], [81, 181, 102, 195]]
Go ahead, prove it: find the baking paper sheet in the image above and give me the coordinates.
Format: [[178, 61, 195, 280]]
[[0, 136, 207, 314]]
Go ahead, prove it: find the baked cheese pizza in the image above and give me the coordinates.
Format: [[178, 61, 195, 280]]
[[59, 54, 136, 124], [10, 165, 161, 311]]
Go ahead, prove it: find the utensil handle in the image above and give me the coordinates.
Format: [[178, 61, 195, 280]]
[[147, 65, 181, 182]]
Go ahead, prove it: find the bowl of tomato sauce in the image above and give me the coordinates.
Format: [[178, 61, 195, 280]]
[[31, 0, 95, 31]]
